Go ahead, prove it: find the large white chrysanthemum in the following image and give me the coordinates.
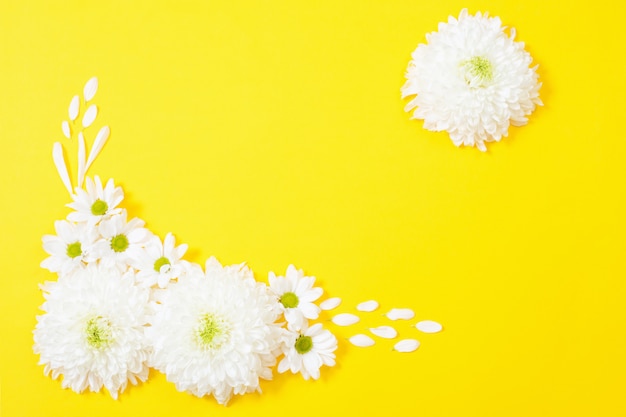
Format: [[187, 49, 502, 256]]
[[278, 323, 337, 380], [268, 265, 323, 331], [33, 265, 152, 399], [401, 9, 542, 151], [147, 257, 283, 405]]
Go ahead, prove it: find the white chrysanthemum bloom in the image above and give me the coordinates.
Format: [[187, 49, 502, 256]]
[[33, 265, 152, 399], [67, 176, 124, 225], [135, 232, 190, 288], [268, 265, 323, 331], [401, 9, 542, 151], [278, 323, 337, 380], [147, 257, 283, 405], [41, 220, 98, 274], [92, 211, 151, 271]]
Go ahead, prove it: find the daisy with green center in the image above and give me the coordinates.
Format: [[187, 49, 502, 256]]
[[268, 265, 323, 331], [401, 9, 542, 151], [41, 220, 98, 275], [135, 232, 191, 288], [93, 211, 151, 271], [278, 323, 338, 380], [67, 176, 124, 225], [33, 264, 152, 399], [147, 257, 283, 405]]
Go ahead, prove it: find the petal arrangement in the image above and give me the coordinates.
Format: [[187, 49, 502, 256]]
[[34, 78, 444, 404], [402, 9, 542, 151]]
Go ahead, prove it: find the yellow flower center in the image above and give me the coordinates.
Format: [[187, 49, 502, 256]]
[[461, 56, 493, 87], [85, 316, 113, 349]]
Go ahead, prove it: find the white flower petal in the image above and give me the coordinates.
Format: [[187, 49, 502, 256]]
[[52, 142, 72, 195], [83, 77, 98, 102], [61, 121, 71, 139], [415, 320, 443, 333], [386, 308, 415, 321], [84, 126, 110, 172], [349, 334, 375, 347], [394, 339, 420, 353], [369, 326, 397, 339], [320, 297, 341, 311], [82, 104, 98, 128], [77, 132, 86, 189], [68, 95, 79, 121], [331, 313, 360, 326], [356, 300, 379, 312]]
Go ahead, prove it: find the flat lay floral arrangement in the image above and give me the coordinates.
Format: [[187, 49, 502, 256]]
[[33, 9, 541, 406]]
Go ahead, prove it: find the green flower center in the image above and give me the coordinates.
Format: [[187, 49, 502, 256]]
[[461, 56, 493, 86], [66, 242, 82, 259], [295, 335, 313, 354], [91, 199, 109, 216], [280, 292, 299, 308], [196, 313, 228, 349], [85, 316, 113, 349], [110, 234, 129, 253], [153, 256, 171, 272]]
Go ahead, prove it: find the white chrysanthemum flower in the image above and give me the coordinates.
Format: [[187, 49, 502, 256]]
[[278, 323, 337, 380], [41, 220, 98, 274], [135, 232, 190, 288], [92, 211, 151, 271], [147, 257, 283, 405], [33, 265, 152, 399], [268, 265, 323, 331], [401, 9, 542, 151], [67, 176, 124, 225]]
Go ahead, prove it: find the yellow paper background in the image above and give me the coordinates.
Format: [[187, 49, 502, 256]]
[[1, 1, 625, 415]]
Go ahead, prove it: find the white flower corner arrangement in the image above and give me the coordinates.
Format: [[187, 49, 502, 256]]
[[401, 9, 543, 151], [33, 78, 443, 405]]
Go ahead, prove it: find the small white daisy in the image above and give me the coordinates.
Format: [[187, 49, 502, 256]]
[[147, 257, 283, 405], [41, 220, 98, 275], [67, 176, 124, 225], [268, 265, 323, 330], [402, 9, 542, 151], [92, 211, 151, 271], [278, 323, 337, 380], [134, 232, 190, 288], [33, 265, 152, 399]]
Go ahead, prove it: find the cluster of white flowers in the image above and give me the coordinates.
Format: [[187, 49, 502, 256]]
[[34, 78, 338, 405], [35, 175, 339, 404]]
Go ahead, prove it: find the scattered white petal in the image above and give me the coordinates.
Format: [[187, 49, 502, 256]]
[[84, 126, 110, 172], [331, 313, 360, 326], [349, 334, 375, 347], [356, 300, 379, 312], [386, 308, 415, 320], [83, 77, 98, 102], [369, 326, 397, 339], [61, 121, 70, 139], [68, 95, 79, 121], [415, 320, 443, 334], [52, 142, 72, 195], [77, 133, 86, 189], [320, 297, 342, 311], [394, 339, 420, 353], [82, 104, 98, 128]]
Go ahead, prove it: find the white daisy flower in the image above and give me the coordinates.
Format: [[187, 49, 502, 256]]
[[278, 323, 337, 380], [147, 257, 283, 405], [67, 176, 124, 225], [401, 9, 542, 151], [33, 265, 152, 399], [134, 232, 190, 288], [268, 265, 323, 331], [92, 211, 152, 271], [41, 220, 98, 275]]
